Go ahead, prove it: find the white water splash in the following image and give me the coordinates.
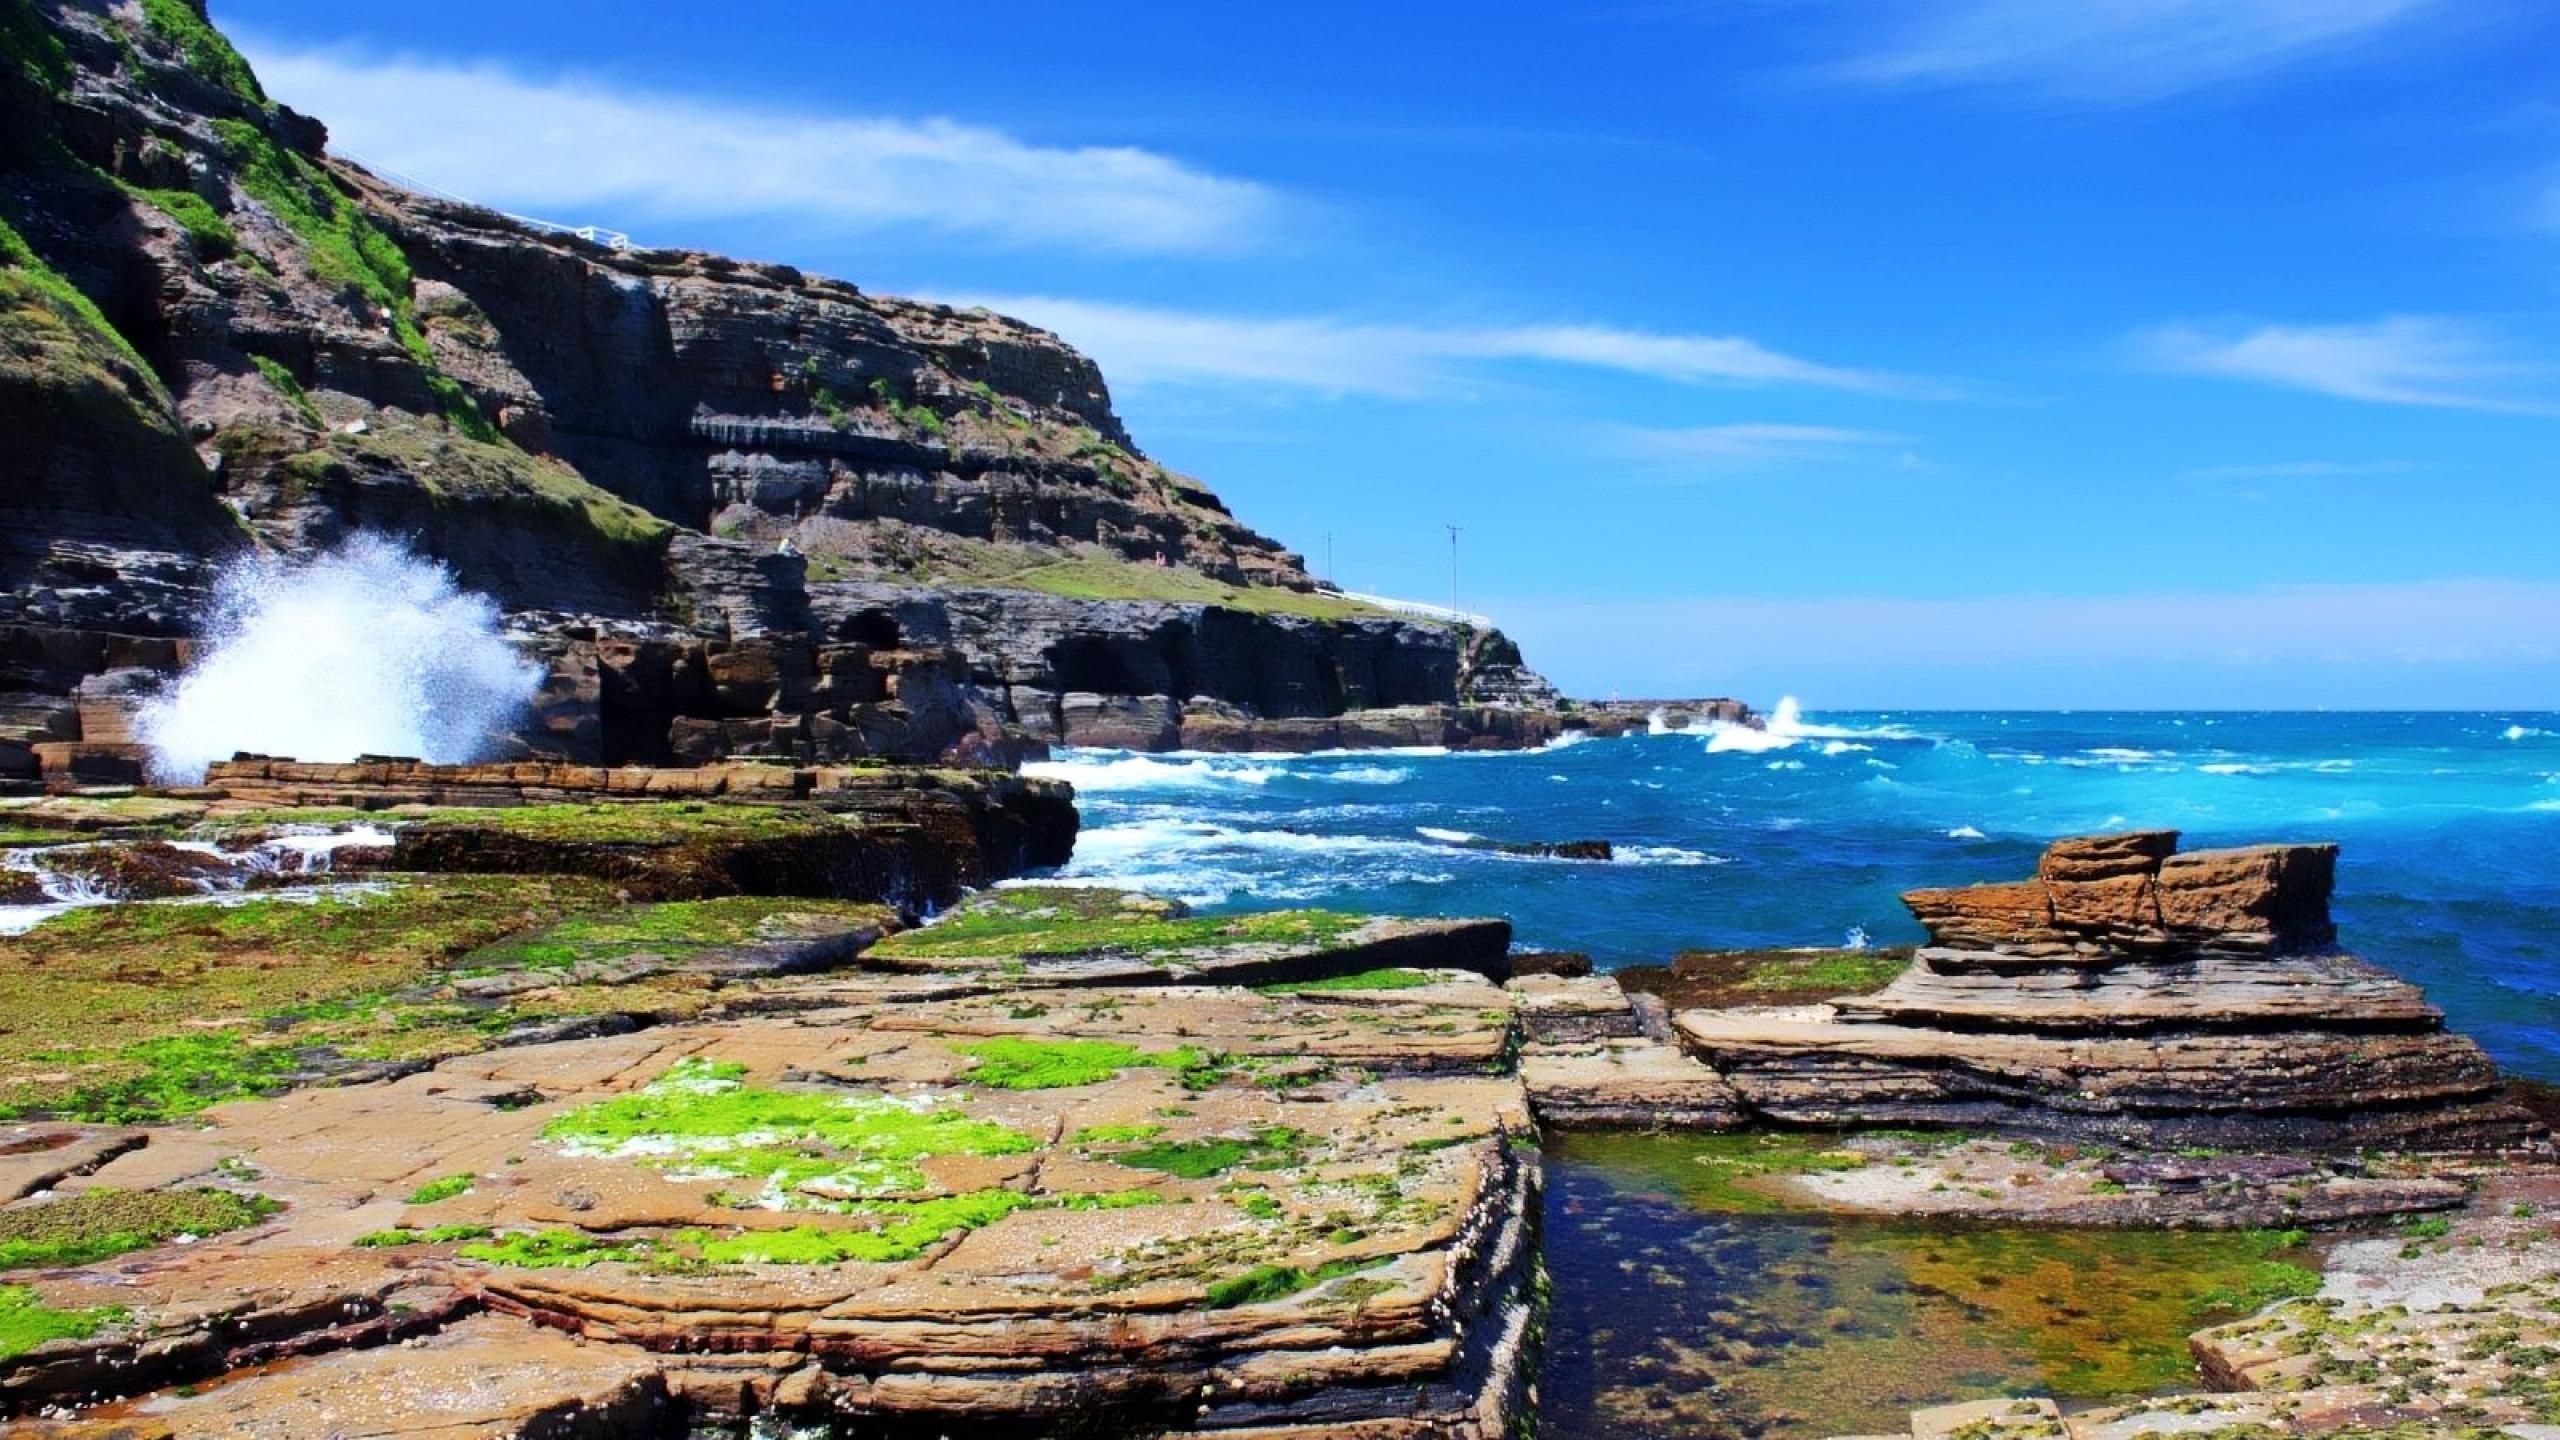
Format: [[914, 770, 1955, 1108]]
[[0, 826, 395, 936], [137, 536, 544, 783]]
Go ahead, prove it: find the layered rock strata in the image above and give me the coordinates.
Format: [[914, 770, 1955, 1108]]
[[815, 583, 1573, 753], [1510, 974, 1746, 1129], [0, 978, 1541, 1437], [1676, 832, 2537, 1150]]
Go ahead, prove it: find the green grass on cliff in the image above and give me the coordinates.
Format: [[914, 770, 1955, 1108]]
[[122, 183, 236, 259], [1, 1, 70, 95], [137, 0, 266, 104], [0, 211, 166, 408], [999, 555, 1390, 621], [210, 119, 513, 445], [871, 886, 1368, 964], [843, 531, 1393, 623]]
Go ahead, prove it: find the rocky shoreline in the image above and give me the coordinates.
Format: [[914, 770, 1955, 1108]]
[[0, 771, 2549, 1437]]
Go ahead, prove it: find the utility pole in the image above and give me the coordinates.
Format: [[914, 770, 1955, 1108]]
[[1445, 524, 1462, 614], [1325, 532, 1334, 586]]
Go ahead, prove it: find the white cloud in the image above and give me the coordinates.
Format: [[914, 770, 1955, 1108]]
[[1831, 0, 2440, 104], [238, 41, 1275, 254], [2138, 316, 2551, 413], [948, 295, 1904, 397], [1607, 422, 1901, 472], [1487, 579, 2560, 708]]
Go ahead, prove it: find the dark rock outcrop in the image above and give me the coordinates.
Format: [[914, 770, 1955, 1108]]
[[1675, 831, 2539, 1151], [196, 757, 1078, 906]]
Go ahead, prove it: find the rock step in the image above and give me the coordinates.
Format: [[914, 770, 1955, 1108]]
[[1832, 949, 2445, 1034], [1519, 1038, 1747, 1130], [1674, 1009, 2534, 1151]]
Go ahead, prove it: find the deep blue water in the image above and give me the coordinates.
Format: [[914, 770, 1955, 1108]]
[[1025, 708, 2560, 1081]]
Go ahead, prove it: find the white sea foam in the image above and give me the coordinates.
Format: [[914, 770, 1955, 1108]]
[[2506, 725, 2548, 742], [1024, 751, 1418, 794], [1416, 826, 1481, 844], [1615, 844, 1731, 867], [1023, 754, 1278, 792], [1946, 825, 1986, 840], [138, 535, 543, 783], [1698, 696, 1926, 755]]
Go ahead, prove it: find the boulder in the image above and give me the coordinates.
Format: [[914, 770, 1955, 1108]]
[[1906, 829, 2339, 956]]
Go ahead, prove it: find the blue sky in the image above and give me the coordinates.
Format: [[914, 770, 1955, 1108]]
[[215, 0, 2560, 708]]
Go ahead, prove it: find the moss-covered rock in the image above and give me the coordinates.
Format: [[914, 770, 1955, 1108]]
[[867, 884, 1513, 988]]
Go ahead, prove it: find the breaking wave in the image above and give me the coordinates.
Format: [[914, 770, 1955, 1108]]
[[138, 536, 542, 783]]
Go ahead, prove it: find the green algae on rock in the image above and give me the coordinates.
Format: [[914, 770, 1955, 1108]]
[[947, 1036, 1209, 1089], [875, 886, 1364, 961], [0, 1283, 124, 1362], [539, 1056, 1038, 1203], [866, 884, 1512, 987], [454, 896, 896, 976], [0, 874, 617, 1120], [401, 1173, 474, 1206], [1258, 967, 1438, 993], [0, 1187, 280, 1271]]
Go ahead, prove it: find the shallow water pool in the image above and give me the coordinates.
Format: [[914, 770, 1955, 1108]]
[[1536, 1132, 2324, 1440]]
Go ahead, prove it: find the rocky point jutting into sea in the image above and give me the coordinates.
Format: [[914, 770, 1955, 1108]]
[[9, 4, 2560, 1440], [0, 0, 1756, 785]]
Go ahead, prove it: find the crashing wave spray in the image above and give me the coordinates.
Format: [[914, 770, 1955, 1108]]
[[138, 535, 544, 783]]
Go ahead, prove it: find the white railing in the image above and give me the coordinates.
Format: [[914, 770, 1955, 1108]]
[[1336, 591, 1494, 629], [506, 217, 635, 251], [331, 149, 636, 250]]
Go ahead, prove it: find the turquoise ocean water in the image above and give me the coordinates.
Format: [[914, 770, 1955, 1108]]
[[1026, 708, 2560, 1080]]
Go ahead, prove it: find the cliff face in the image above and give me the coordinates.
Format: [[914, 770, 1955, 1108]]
[[0, 0, 1565, 780]]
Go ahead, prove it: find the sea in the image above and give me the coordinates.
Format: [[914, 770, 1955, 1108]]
[[1024, 704, 2560, 1082]]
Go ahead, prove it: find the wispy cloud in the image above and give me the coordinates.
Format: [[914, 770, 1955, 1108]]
[[2137, 316, 2551, 413], [238, 41, 1275, 254], [1830, 0, 2441, 104], [1607, 422, 1902, 473], [949, 295, 1909, 397], [2183, 459, 2418, 480]]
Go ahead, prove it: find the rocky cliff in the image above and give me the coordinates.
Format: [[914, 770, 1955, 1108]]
[[0, 0, 1570, 782]]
